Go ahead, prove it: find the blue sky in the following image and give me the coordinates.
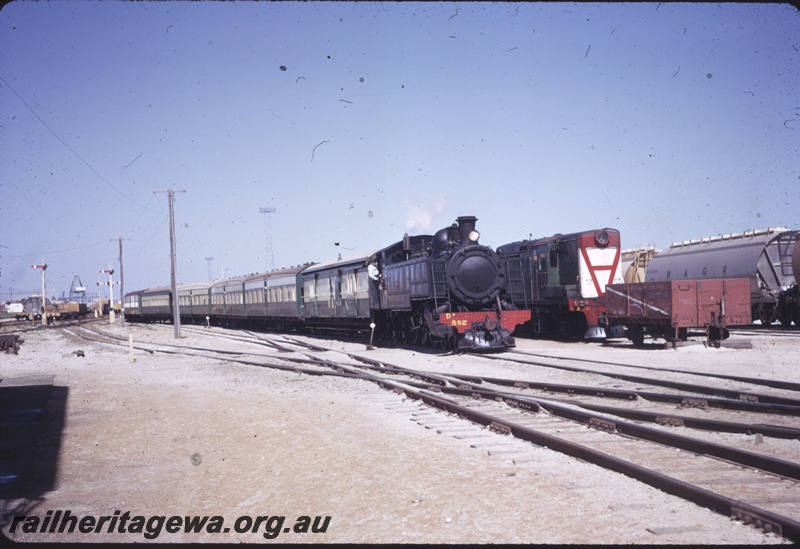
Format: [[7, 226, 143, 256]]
[[1, 1, 798, 301]]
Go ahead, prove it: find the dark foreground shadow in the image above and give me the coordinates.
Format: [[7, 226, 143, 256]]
[[0, 379, 68, 529]]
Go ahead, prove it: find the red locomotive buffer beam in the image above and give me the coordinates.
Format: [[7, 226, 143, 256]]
[[606, 278, 751, 345], [443, 310, 531, 334], [443, 309, 532, 351]]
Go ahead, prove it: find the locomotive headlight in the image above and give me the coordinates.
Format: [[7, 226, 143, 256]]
[[595, 230, 609, 247], [468, 230, 480, 243]]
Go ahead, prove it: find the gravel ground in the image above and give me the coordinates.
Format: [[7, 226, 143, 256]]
[[1, 322, 796, 544]]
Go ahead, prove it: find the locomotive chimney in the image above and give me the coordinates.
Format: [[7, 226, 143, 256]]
[[456, 216, 478, 244]]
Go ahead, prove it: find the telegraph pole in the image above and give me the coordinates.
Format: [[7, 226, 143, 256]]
[[155, 189, 185, 338], [111, 238, 129, 326], [31, 262, 47, 326]]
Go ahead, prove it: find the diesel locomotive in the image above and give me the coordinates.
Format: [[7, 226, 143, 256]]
[[125, 216, 530, 352], [496, 228, 624, 339]]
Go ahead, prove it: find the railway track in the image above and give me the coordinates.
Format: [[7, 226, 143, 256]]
[[1, 316, 99, 333], [60, 324, 800, 541], [1, 316, 102, 354], [730, 326, 800, 338]]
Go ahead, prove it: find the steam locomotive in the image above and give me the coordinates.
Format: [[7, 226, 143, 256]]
[[125, 216, 530, 352]]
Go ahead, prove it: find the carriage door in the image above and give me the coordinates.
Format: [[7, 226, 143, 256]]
[[343, 271, 357, 317], [337, 271, 344, 308]]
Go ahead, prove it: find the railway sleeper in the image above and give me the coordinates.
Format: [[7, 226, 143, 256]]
[[489, 421, 511, 435], [680, 398, 709, 409], [587, 417, 617, 433], [656, 416, 685, 427]]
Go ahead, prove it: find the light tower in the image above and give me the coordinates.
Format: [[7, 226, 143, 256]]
[[205, 256, 214, 281], [259, 206, 276, 271]]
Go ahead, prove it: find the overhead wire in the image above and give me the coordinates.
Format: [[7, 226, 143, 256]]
[[0, 74, 157, 212]]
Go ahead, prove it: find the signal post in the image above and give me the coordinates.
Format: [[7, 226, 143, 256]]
[[100, 268, 118, 324], [31, 263, 47, 326]]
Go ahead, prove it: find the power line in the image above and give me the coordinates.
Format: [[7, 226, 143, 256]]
[[0, 74, 156, 211]]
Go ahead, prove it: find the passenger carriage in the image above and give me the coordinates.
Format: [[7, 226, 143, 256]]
[[122, 290, 145, 321], [242, 264, 312, 330], [177, 282, 212, 325], [138, 285, 173, 322], [209, 275, 249, 325], [300, 255, 374, 334]]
